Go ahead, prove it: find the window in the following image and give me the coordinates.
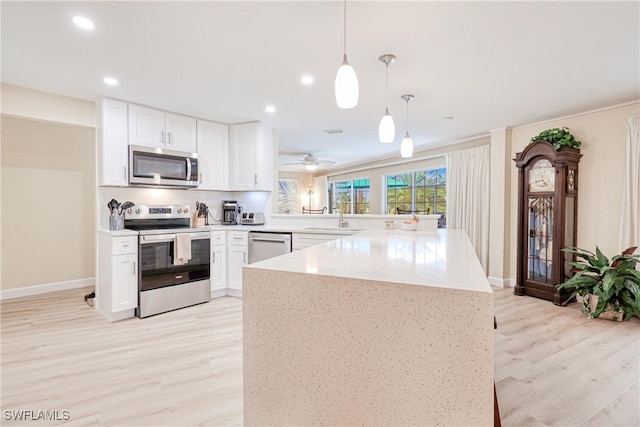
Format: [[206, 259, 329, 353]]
[[328, 178, 370, 214], [385, 167, 446, 216]]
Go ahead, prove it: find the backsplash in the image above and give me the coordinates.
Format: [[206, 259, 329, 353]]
[[97, 187, 272, 229]]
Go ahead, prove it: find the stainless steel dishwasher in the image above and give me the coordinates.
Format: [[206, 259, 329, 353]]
[[248, 231, 292, 264]]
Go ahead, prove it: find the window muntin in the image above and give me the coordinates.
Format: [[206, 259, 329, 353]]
[[329, 178, 370, 214], [385, 167, 446, 216]]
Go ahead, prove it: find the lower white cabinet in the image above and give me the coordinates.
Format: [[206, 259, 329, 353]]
[[210, 231, 227, 297], [97, 232, 138, 321], [227, 230, 248, 292]]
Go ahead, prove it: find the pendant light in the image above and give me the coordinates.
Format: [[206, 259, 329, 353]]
[[335, 0, 358, 109], [378, 54, 396, 143], [400, 94, 414, 158]]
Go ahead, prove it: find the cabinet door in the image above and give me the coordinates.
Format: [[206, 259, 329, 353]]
[[197, 120, 229, 190], [228, 245, 247, 290], [211, 245, 227, 292], [128, 104, 165, 148], [112, 253, 137, 312], [98, 98, 128, 186], [230, 122, 259, 191], [166, 112, 197, 152]]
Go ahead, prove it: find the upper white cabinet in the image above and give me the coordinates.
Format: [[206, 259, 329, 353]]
[[97, 98, 129, 186], [197, 120, 229, 190], [128, 104, 197, 152], [229, 122, 273, 191]]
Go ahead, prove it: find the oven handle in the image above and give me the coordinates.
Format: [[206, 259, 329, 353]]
[[141, 233, 210, 244]]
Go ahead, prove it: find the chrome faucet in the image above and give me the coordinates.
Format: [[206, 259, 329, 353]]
[[338, 211, 349, 228]]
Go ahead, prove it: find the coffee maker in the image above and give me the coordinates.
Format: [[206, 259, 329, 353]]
[[221, 200, 239, 225]]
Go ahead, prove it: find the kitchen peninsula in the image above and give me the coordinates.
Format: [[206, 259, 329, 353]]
[[243, 229, 494, 426]]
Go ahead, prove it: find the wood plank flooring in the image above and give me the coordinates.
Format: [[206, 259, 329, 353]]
[[1, 286, 638, 426]]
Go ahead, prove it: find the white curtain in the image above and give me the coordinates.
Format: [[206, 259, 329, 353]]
[[446, 145, 490, 272], [620, 115, 640, 250]]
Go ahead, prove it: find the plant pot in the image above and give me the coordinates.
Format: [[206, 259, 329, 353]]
[[576, 294, 624, 322]]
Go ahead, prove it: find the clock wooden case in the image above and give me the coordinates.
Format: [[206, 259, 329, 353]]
[[514, 140, 581, 305]]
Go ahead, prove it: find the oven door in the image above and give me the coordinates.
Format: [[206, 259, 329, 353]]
[[139, 232, 210, 291]]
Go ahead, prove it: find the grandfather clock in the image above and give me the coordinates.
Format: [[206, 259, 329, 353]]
[[514, 140, 581, 305]]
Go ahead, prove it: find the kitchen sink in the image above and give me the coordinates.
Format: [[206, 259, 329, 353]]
[[303, 227, 364, 232]]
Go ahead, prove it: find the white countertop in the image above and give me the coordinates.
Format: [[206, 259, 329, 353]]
[[245, 228, 492, 294], [206, 224, 361, 235]]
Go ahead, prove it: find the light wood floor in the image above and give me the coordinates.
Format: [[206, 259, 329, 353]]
[[1, 286, 638, 426]]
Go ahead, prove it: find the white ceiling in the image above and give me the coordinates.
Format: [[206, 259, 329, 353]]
[[2, 1, 639, 172]]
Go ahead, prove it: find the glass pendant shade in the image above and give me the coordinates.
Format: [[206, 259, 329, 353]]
[[378, 108, 395, 143], [400, 132, 414, 158], [335, 54, 359, 109], [305, 163, 318, 171]]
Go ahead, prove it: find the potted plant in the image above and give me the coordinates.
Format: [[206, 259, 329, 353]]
[[530, 127, 582, 150], [557, 246, 640, 321]]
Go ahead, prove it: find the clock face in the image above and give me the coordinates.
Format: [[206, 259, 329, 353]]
[[529, 159, 555, 192]]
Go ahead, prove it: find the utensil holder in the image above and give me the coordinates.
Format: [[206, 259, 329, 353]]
[[109, 215, 124, 231], [194, 216, 206, 227]]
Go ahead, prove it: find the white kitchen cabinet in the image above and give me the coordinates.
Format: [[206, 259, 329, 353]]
[[292, 233, 345, 250], [227, 230, 248, 293], [229, 121, 273, 191], [97, 232, 138, 322], [128, 104, 197, 152], [97, 98, 129, 186], [210, 230, 227, 297], [197, 120, 229, 190]]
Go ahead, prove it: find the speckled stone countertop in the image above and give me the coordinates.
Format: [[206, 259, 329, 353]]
[[246, 228, 492, 293], [243, 229, 494, 426]]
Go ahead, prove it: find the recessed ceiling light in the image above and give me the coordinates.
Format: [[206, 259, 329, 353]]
[[103, 77, 118, 86], [301, 75, 314, 85], [265, 105, 276, 113], [443, 116, 454, 121], [72, 16, 94, 30]]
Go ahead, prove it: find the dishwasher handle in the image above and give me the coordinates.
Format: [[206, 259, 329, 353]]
[[250, 237, 289, 244]]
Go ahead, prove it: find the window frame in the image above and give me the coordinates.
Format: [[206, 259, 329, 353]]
[[383, 167, 446, 215], [328, 177, 371, 215]]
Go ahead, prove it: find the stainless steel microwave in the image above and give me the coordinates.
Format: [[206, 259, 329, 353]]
[[129, 145, 198, 188]]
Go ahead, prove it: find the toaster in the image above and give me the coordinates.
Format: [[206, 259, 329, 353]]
[[240, 212, 265, 225]]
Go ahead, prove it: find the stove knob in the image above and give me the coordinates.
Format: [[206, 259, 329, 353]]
[[184, 208, 189, 214], [127, 208, 133, 215], [135, 208, 142, 214], [177, 208, 182, 214]]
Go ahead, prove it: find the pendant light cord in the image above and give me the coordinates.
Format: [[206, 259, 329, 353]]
[[343, 0, 347, 55], [406, 97, 410, 135]]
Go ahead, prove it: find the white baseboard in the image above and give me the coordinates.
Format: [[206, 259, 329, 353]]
[[0, 277, 94, 300], [226, 289, 242, 298], [488, 276, 515, 288], [211, 289, 228, 299]]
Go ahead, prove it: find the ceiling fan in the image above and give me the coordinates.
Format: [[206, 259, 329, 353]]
[[282, 153, 336, 171]]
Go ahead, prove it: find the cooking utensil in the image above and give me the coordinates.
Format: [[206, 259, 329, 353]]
[[119, 201, 135, 215], [108, 199, 120, 216]]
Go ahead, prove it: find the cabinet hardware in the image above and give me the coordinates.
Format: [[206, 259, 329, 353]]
[[175, 275, 183, 279], [212, 253, 215, 263], [132, 261, 136, 275], [160, 131, 164, 144], [254, 174, 258, 185], [123, 166, 127, 180], [244, 253, 247, 263], [168, 132, 172, 145], [199, 173, 203, 184]]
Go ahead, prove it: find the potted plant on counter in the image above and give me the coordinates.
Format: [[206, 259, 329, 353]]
[[557, 246, 640, 321]]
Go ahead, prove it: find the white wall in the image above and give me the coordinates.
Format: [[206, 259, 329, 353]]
[[508, 102, 640, 280]]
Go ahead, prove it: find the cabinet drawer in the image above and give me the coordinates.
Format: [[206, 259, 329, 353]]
[[211, 230, 226, 245], [228, 230, 248, 245], [112, 236, 137, 255]]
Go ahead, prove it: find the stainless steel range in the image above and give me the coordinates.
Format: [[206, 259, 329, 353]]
[[124, 205, 210, 318]]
